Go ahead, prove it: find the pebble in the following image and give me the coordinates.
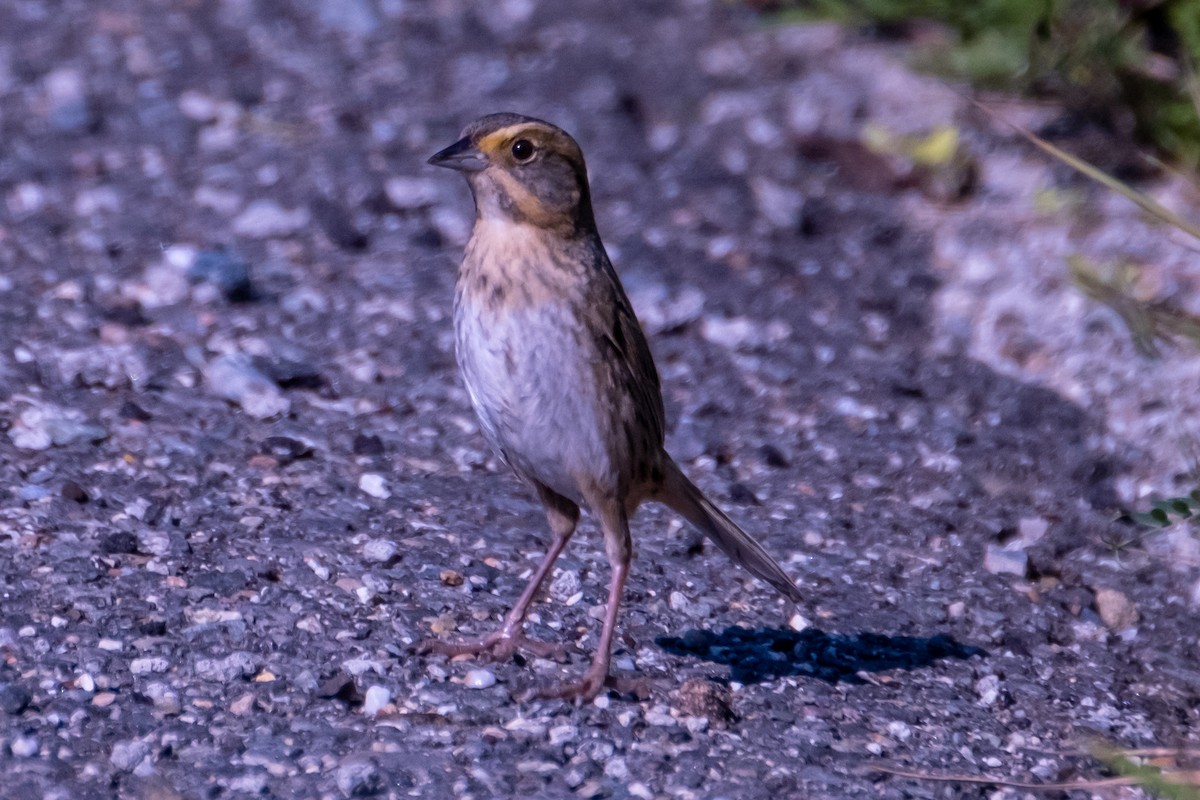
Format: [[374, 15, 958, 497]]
[[9, 404, 107, 450], [228, 772, 270, 794], [362, 539, 398, 564], [0, 682, 32, 714], [1093, 587, 1139, 631], [194, 651, 257, 682], [464, 669, 497, 689], [11, 736, 38, 757], [358, 473, 391, 499], [975, 674, 1001, 706], [628, 283, 706, 335], [188, 249, 254, 301], [700, 316, 790, 350], [335, 757, 382, 798], [548, 568, 582, 602], [232, 199, 311, 238], [1017, 517, 1050, 545], [983, 543, 1028, 577], [110, 739, 150, 772], [362, 685, 391, 717], [645, 706, 676, 727], [205, 354, 290, 420], [130, 657, 170, 675], [383, 176, 441, 210], [315, 0, 381, 35]]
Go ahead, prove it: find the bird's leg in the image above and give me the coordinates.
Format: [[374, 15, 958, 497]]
[[418, 487, 579, 663], [524, 497, 631, 702]]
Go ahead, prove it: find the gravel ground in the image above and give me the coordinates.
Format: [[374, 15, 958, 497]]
[[1, 1, 1198, 799]]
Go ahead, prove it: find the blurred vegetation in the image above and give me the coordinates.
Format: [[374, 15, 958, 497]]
[[1092, 741, 1200, 800], [758, 0, 1200, 166]]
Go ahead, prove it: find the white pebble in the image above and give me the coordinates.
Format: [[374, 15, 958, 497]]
[[362, 685, 391, 717], [11, 737, 38, 757], [130, 657, 170, 675], [362, 538, 398, 563], [358, 473, 391, 499], [464, 669, 496, 689]]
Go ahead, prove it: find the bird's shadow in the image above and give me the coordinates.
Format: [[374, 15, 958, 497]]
[[656, 626, 985, 685]]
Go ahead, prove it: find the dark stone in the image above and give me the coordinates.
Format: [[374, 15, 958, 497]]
[[310, 195, 369, 251], [99, 531, 139, 555], [188, 249, 254, 301], [352, 433, 385, 456], [60, 480, 88, 503], [0, 682, 32, 714]]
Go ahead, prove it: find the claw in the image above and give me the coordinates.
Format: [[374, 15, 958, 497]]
[[519, 669, 611, 703], [417, 631, 570, 663]]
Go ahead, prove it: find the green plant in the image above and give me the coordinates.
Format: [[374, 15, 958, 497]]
[[760, 0, 1200, 166], [1119, 487, 1200, 529]]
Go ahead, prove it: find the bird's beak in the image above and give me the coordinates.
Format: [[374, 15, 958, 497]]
[[427, 137, 487, 173]]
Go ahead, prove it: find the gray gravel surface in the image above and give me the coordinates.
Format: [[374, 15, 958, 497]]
[[0, 1, 1196, 799]]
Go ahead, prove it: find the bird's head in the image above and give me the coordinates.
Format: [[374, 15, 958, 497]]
[[428, 113, 595, 234]]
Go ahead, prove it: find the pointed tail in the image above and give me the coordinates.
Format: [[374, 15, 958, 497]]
[[659, 460, 804, 604]]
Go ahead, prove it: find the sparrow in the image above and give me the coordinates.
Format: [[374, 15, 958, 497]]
[[423, 112, 803, 700]]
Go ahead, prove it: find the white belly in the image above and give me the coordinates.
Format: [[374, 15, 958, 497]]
[[454, 298, 613, 502]]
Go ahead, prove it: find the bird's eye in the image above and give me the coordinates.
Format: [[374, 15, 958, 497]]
[[511, 139, 535, 161]]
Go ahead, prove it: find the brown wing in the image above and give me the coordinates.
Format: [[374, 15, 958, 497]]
[[590, 245, 667, 453]]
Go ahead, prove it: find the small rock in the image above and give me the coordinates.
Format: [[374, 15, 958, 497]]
[[9, 404, 107, 450], [315, 0, 381, 36], [548, 569, 582, 603], [750, 177, 805, 229], [100, 531, 139, 555], [668, 591, 692, 614], [353, 433, 385, 455], [228, 772, 270, 794], [229, 693, 256, 715], [17, 485, 50, 502], [130, 657, 170, 675], [58, 344, 149, 389], [700, 316, 790, 350], [1017, 517, 1050, 545], [194, 651, 257, 683], [1094, 587, 1138, 631], [358, 473, 390, 499], [983, 543, 1028, 577], [383, 177, 441, 210], [362, 685, 391, 717], [335, 757, 382, 798], [628, 284, 706, 335], [788, 612, 810, 632], [311, 195, 369, 251], [975, 674, 1001, 706], [188, 249, 254, 301], [464, 669, 496, 689], [10, 736, 38, 757], [60, 480, 89, 503], [260, 435, 315, 465], [362, 539, 398, 564], [205, 354, 290, 419], [0, 682, 32, 714], [675, 678, 734, 726], [232, 199, 311, 238], [111, 739, 150, 772], [645, 706, 676, 727]]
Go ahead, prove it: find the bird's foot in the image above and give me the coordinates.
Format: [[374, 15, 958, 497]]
[[518, 666, 612, 703], [417, 630, 569, 663]]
